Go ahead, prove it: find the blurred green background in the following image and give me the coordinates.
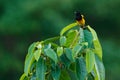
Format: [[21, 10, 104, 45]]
[[0, 0, 120, 80]]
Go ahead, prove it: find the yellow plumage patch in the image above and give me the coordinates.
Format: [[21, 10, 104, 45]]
[[76, 17, 85, 26]]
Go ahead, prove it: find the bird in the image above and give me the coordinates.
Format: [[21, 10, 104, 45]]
[[75, 11, 85, 28]]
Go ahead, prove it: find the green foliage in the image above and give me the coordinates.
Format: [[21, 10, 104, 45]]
[[65, 30, 79, 48], [94, 55, 105, 80], [86, 49, 95, 73], [64, 48, 74, 62], [0, 0, 120, 80], [34, 49, 42, 61], [60, 36, 66, 46], [36, 57, 46, 80], [60, 22, 78, 36], [76, 57, 87, 80], [57, 47, 63, 57], [44, 48, 58, 64], [24, 42, 38, 76], [87, 26, 102, 60], [51, 65, 61, 80], [20, 22, 105, 80]]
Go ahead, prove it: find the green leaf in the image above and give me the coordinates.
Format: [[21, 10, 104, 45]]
[[50, 42, 59, 48], [47, 74, 53, 80], [57, 47, 63, 57], [24, 42, 37, 76], [79, 28, 84, 43], [60, 22, 78, 36], [87, 25, 102, 60], [31, 72, 36, 80], [34, 49, 42, 61], [94, 55, 105, 80], [36, 57, 46, 80], [20, 73, 26, 80], [28, 42, 37, 55], [44, 43, 51, 49], [37, 43, 42, 49], [64, 48, 74, 62], [87, 26, 97, 40], [65, 30, 79, 48], [67, 69, 78, 80], [52, 65, 61, 80], [44, 48, 58, 64], [86, 49, 95, 73], [30, 61, 36, 72], [24, 53, 35, 76], [60, 54, 71, 68], [87, 73, 94, 80], [60, 69, 71, 80], [72, 44, 82, 57], [93, 40, 102, 60], [60, 36, 66, 46], [43, 36, 60, 44], [76, 57, 87, 80], [84, 29, 93, 48], [69, 62, 76, 72]]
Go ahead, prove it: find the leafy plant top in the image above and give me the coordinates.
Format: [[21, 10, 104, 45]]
[[20, 17, 105, 80]]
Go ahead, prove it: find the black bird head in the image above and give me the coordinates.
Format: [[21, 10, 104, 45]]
[[75, 11, 82, 21]]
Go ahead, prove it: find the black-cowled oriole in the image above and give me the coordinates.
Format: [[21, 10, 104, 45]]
[[75, 11, 85, 28]]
